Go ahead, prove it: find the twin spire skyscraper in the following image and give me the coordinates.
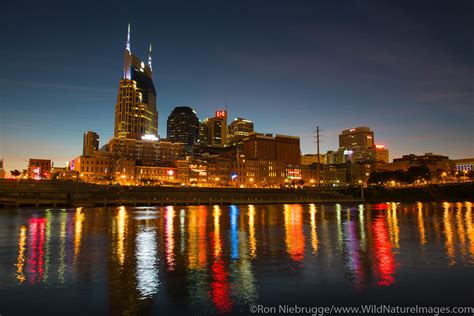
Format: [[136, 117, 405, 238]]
[[115, 23, 159, 140]]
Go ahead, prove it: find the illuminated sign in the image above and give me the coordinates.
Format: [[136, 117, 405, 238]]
[[344, 149, 353, 155], [215, 110, 226, 118], [375, 144, 385, 149], [141, 134, 159, 141], [350, 128, 356, 132], [33, 167, 41, 180]]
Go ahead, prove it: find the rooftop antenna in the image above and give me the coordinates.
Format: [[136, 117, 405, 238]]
[[126, 22, 131, 52], [148, 43, 152, 72]]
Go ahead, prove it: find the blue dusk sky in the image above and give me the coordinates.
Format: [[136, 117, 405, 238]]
[[0, 0, 473, 171]]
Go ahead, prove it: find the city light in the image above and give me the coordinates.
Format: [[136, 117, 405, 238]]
[[141, 134, 159, 141]]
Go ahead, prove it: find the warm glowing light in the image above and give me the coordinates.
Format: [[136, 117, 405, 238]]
[[417, 202, 427, 245], [443, 203, 456, 265], [464, 202, 474, 262], [141, 134, 159, 141], [16, 225, 27, 283], [165, 206, 176, 271], [248, 205, 257, 258], [284, 204, 305, 261], [309, 204, 319, 255], [375, 144, 385, 149], [74, 207, 85, 260], [336, 204, 343, 252], [116, 206, 128, 266], [215, 110, 226, 118], [167, 169, 175, 176]]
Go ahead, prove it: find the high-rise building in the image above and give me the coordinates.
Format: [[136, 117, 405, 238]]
[[339, 126, 374, 149], [83, 131, 99, 156], [228, 117, 254, 145], [199, 110, 228, 147], [167, 106, 199, 147], [114, 23, 158, 140]]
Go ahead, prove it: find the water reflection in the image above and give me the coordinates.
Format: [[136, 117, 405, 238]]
[[4, 202, 474, 315], [135, 224, 159, 298], [16, 225, 27, 283]]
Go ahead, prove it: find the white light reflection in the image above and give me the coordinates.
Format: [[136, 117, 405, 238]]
[[136, 225, 159, 299]]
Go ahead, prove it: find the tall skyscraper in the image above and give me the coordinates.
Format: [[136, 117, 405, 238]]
[[228, 117, 254, 145], [167, 106, 199, 147], [114, 23, 158, 140], [199, 110, 228, 147], [83, 131, 99, 156], [339, 126, 374, 149]]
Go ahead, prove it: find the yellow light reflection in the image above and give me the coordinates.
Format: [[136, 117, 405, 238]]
[[16, 225, 27, 283], [188, 206, 207, 269], [455, 203, 466, 258], [309, 204, 319, 255], [465, 202, 474, 262], [248, 205, 257, 258], [165, 206, 176, 271], [116, 206, 128, 266], [443, 202, 456, 265], [74, 207, 85, 259], [336, 204, 342, 252], [391, 203, 400, 249], [358, 204, 366, 251], [417, 202, 427, 246], [213, 205, 222, 258]]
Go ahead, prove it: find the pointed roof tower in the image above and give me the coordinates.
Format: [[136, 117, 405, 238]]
[[123, 22, 132, 79]]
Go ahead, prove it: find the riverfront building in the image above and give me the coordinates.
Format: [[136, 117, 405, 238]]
[[28, 159, 52, 180]]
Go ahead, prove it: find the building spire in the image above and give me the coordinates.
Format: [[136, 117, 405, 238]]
[[148, 43, 152, 72], [126, 22, 131, 52], [123, 22, 132, 79]]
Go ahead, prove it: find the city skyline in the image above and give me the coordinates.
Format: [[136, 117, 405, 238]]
[[1, 0, 473, 172]]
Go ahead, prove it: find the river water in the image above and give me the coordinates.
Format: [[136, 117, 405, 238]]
[[0, 202, 473, 315]]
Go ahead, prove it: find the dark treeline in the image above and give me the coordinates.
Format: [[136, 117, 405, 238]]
[[368, 166, 431, 185]]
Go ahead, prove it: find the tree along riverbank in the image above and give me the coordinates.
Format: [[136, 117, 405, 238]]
[[360, 182, 473, 203]]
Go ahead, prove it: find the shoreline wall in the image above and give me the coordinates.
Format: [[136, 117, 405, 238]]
[[0, 179, 472, 208]]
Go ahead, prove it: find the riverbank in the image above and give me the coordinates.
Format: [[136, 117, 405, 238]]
[[1, 180, 472, 207], [0, 179, 360, 207]]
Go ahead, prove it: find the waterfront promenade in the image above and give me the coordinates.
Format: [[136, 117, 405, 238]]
[[1, 180, 472, 208], [0, 179, 359, 207]]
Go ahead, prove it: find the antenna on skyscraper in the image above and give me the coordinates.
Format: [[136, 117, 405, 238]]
[[148, 43, 153, 72], [126, 22, 131, 52]]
